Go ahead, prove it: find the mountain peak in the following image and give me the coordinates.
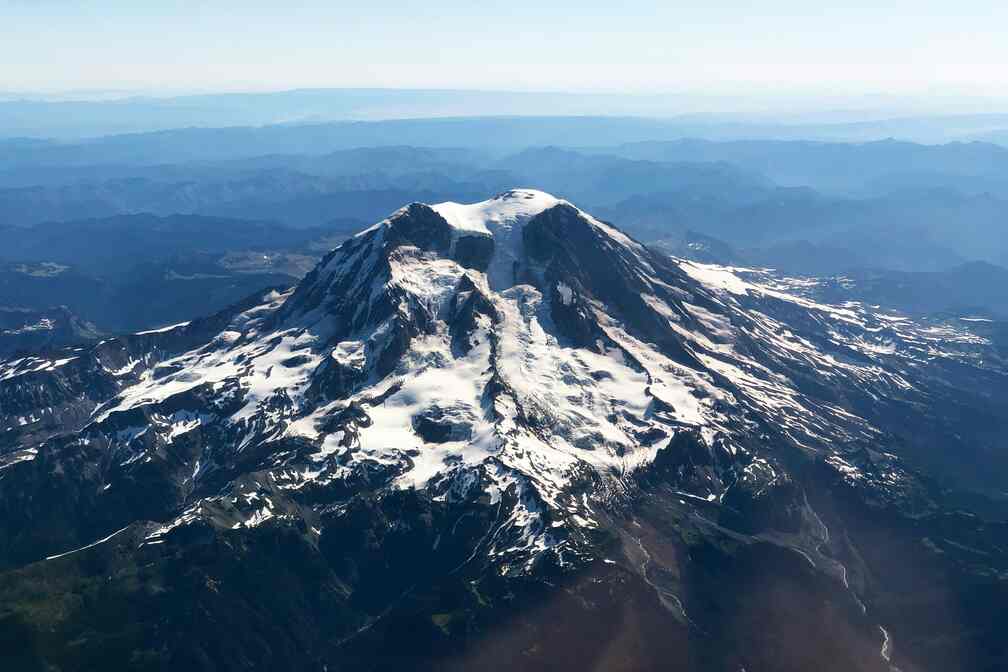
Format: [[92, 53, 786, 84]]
[[431, 188, 563, 237], [3, 190, 1005, 671]]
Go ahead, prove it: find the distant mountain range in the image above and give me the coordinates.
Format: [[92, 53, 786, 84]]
[[2, 89, 1007, 143], [600, 137, 1008, 195], [0, 214, 360, 333], [2, 140, 1007, 272], [662, 231, 1008, 319], [2, 128, 1008, 345]]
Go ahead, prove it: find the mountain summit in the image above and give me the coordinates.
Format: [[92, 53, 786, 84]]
[[1, 190, 1006, 671]]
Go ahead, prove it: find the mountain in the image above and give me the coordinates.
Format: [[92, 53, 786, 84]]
[[0, 214, 369, 333], [0, 214, 341, 267], [0, 255, 300, 336], [973, 129, 1008, 147], [0, 145, 493, 190], [0, 117, 764, 163], [3, 92, 1007, 143], [603, 138, 1008, 196], [601, 186, 1008, 270], [661, 233, 1008, 318], [494, 146, 771, 205], [2, 138, 1005, 274], [814, 262, 1008, 320], [0, 190, 1006, 671], [0, 173, 495, 229], [0, 306, 100, 357]]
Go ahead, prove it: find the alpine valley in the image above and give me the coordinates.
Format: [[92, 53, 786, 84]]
[[1, 190, 1006, 672]]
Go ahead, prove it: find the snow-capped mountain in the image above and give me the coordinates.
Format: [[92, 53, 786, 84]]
[[1, 190, 1006, 672]]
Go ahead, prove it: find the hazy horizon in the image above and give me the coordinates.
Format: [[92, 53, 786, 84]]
[[4, 0, 1008, 118]]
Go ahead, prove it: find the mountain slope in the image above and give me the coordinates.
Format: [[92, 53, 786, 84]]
[[0, 306, 100, 357], [0, 190, 1005, 671]]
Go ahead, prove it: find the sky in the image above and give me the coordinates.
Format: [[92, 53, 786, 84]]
[[3, 0, 1007, 106]]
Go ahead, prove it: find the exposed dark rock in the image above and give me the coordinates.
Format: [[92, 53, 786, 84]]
[[412, 404, 476, 443]]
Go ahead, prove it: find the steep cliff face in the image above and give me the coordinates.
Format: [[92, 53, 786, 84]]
[[0, 190, 1005, 672]]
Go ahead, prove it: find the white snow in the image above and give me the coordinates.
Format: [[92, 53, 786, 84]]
[[678, 261, 753, 296], [23, 189, 991, 572], [0, 356, 78, 381], [135, 321, 191, 335], [332, 340, 366, 369], [556, 282, 574, 306], [433, 189, 561, 291], [1, 318, 53, 334], [431, 189, 560, 238], [0, 447, 38, 471], [45, 525, 131, 561]]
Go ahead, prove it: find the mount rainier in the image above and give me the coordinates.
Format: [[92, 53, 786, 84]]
[[1, 189, 1006, 672]]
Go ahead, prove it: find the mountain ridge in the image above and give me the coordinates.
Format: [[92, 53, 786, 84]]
[[0, 189, 1006, 671]]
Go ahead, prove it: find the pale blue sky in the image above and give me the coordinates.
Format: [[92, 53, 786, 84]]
[[3, 0, 1006, 101]]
